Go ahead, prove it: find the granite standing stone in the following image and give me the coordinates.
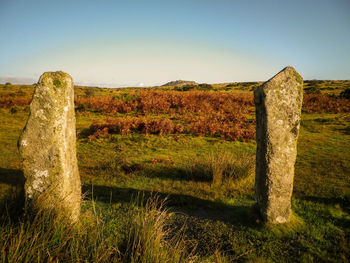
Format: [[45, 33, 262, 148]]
[[19, 71, 81, 223], [254, 66, 303, 223]]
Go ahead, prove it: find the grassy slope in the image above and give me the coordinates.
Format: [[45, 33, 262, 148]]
[[0, 82, 349, 262]]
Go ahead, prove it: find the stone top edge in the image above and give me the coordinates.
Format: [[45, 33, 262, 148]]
[[264, 66, 303, 85], [38, 71, 73, 84]]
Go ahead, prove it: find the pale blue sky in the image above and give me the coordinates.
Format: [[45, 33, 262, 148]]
[[0, 0, 349, 87]]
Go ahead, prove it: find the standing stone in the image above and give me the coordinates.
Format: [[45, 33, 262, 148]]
[[254, 66, 303, 223], [18, 71, 81, 223]]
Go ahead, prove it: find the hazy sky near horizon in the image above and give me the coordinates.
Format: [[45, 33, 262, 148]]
[[0, 0, 349, 87]]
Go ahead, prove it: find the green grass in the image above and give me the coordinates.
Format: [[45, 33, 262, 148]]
[[1, 192, 196, 262], [295, 113, 350, 200], [0, 84, 349, 262]]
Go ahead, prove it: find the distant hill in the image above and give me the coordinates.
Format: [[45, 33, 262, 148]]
[[0, 76, 36, 85], [162, 80, 197, 87]]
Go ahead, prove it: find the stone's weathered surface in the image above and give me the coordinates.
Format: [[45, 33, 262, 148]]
[[254, 66, 303, 223], [18, 71, 81, 223]]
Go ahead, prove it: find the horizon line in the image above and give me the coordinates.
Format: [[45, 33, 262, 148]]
[[1, 76, 349, 89]]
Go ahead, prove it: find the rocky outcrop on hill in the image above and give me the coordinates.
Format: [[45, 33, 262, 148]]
[[162, 80, 197, 87]]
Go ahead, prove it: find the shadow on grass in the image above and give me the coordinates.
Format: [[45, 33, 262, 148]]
[[298, 195, 350, 206], [0, 168, 25, 220], [0, 168, 25, 187], [77, 128, 92, 139], [137, 165, 212, 182], [337, 126, 350, 135], [82, 183, 261, 228]]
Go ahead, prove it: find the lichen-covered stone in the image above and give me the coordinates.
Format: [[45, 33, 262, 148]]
[[18, 71, 81, 223], [254, 66, 303, 223]]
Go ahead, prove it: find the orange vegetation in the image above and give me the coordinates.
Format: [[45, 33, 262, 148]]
[[302, 94, 350, 113], [83, 91, 255, 141], [0, 97, 31, 108], [1, 89, 349, 141]]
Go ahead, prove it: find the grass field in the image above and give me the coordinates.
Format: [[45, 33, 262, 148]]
[[0, 81, 349, 262]]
